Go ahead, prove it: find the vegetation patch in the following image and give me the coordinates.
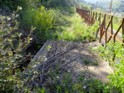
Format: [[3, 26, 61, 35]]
[[57, 13, 99, 42], [1, 0, 124, 93], [92, 41, 124, 92]]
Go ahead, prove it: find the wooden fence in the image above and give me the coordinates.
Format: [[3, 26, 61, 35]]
[[76, 8, 124, 44]]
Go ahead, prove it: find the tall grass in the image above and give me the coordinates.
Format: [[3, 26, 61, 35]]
[[57, 13, 99, 42]]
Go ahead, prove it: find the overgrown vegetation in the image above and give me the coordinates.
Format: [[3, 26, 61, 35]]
[[36, 73, 110, 93], [57, 13, 98, 41], [95, 42, 124, 66], [0, 8, 33, 92], [93, 42, 124, 92], [0, 0, 124, 93], [0, 0, 40, 10], [21, 6, 56, 41]]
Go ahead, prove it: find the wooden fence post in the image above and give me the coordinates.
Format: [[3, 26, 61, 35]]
[[122, 18, 124, 44], [95, 13, 101, 39], [99, 14, 106, 43], [113, 23, 122, 42], [111, 16, 113, 35], [99, 13, 101, 25], [93, 12, 95, 22], [104, 15, 107, 44], [95, 12, 97, 20], [107, 16, 113, 43]]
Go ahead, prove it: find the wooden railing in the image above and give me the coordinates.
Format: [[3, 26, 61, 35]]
[[76, 8, 95, 25], [76, 8, 124, 44]]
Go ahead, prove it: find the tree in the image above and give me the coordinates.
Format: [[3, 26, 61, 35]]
[[41, 0, 80, 8]]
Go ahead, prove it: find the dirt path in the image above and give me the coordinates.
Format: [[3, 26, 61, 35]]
[[27, 40, 113, 88]]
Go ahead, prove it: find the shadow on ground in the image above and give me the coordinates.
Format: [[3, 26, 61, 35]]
[[24, 40, 113, 89]]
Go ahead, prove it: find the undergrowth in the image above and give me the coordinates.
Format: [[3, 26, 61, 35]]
[[37, 76, 110, 93], [1, 0, 123, 93], [57, 13, 99, 42], [0, 8, 33, 92], [93, 41, 124, 92], [27, 69, 111, 93], [21, 6, 55, 41]]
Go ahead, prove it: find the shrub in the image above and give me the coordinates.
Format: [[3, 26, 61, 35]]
[[109, 59, 124, 92], [93, 41, 124, 92], [0, 9, 32, 92], [36, 72, 110, 93], [0, 0, 20, 10], [95, 42, 124, 65], [41, 0, 75, 8], [21, 6, 55, 41], [0, 0, 40, 10]]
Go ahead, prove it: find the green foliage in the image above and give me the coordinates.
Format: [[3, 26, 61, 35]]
[[109, 59, 124, 92], [95, 42, 124, 65], [37, 72, 110, 93], [0, 0, 20, 10], [0, 9, 32, 92], [21, 6, 98, 42], [41, 0, 76, 8], [93, 41, 124, 92], [57, 13, 98, 42], [2, 0, 124, 92], [0, 0, 40, 10], [21, 6, 55, 41]]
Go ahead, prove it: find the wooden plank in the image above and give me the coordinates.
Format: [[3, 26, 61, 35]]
[[113, 23, 122, 42], [122, 18, 124, 43]]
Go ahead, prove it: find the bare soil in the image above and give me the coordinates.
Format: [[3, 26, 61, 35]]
[[26, 40, 113, 88]]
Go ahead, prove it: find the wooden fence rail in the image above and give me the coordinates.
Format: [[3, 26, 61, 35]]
[[76, 8, 124, 44]]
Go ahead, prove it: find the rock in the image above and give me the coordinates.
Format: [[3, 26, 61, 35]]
[[24, 40, 113, 89]]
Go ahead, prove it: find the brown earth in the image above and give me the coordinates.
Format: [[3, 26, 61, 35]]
[[26, 40, 113, 88]]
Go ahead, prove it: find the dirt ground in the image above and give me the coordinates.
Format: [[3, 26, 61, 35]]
[[27, 40, 113, 87]]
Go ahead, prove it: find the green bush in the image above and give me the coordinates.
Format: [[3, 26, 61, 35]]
[[41, 0, 75, 8], [93, 41, 124, 92], [36, 72, 110, 93], [109, 59, 124, 92], [0, 0, 40, 10], [21, 6, 55, 41], [0, 0, 20, 10], [95, 42, 124, 65], [0, 10, 32, 92]]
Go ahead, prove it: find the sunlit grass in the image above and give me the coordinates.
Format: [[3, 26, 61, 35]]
[[57, 13, 99, 42]]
